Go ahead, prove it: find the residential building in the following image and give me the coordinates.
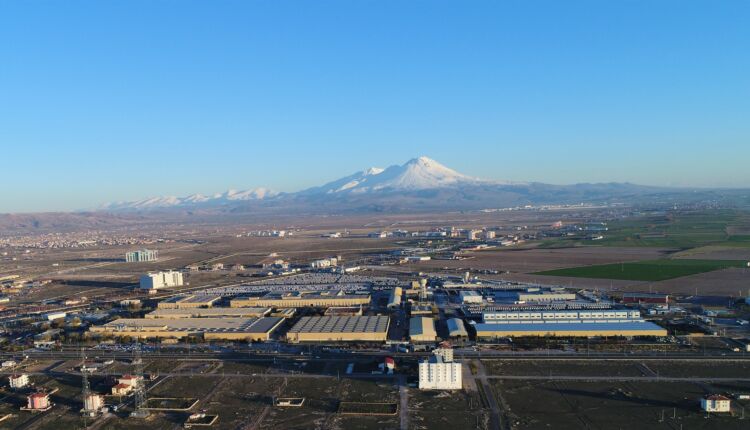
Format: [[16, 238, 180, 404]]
[[310, 257, 338, 269], [701, 395, 731, 412], [139, 270, 184, 290], [24, 392, 51, 411], [9, 374, 29, 388], [125, 249, 158, 263], [418, 349, 462, 390]]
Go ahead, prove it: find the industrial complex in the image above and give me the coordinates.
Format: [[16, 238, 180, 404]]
[[286, 315, 390, 343], [90, 317, 284, 341], [230, 290, 371, 308], [474, 309, 667, 338]]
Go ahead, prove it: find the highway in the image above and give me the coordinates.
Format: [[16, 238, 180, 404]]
[[6, 347, 750, 362]]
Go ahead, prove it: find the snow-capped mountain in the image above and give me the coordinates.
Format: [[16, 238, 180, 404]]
[[103, 156, 503, 210], [301, 156, 501, 195], [96, 156, 680, 213], [100, 187, 279, 210]]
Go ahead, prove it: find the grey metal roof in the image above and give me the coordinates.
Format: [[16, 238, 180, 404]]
[[288, 316, 389, 334]]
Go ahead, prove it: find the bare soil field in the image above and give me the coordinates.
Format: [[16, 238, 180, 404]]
[[499, 267, 750, 297], [495, 271, 641, 289], [496, 379, 750, 429], [482, 359, 646, 377], [463, 247, 673, 273], [639, 267, 750, 296], [673, 246, 750, 261], [409, 388, 487, 430], [410, 246, 673, 283]]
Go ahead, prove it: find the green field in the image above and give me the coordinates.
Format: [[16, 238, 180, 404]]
[[541, 210, 750, 249], [535, 258, 747, 281]]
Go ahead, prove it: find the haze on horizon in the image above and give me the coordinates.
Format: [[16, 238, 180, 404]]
[[1, 1, 749, 213]]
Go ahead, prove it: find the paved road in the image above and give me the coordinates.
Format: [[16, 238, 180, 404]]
[[8, 367, 750, 384], [484, 375, 750, 382], [9, 348, 750, 363], [398, 375, 409, 430], [474, 360, 503, 430]]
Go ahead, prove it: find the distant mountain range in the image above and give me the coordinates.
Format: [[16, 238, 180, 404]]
[[101, 156, 498, 210], [2, 156, 747, 234], [96, 156, 746, 214], [101, 188, 278, 210]]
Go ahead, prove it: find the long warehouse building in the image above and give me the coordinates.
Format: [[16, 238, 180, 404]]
[[90, 317, 284, 341], [158, 295, 222, 309], [286, 316, 389, 343], [145, 307, 272, 319], [231, 290, 370, 308], [409, 317, 437, 342], [474, 309, 666, 338]]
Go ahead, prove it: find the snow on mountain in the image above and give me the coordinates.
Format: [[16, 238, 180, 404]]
[[299, 166, 387, 195], [100, 187, 278, 210], [100, 156, 513, 211], [222, 188, 277, 201], [304, 156, 492, 195]]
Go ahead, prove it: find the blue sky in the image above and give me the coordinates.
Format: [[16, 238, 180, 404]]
[[1, 0, 749, 213]]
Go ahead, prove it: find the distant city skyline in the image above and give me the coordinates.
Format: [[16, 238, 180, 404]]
[[1, 1, 749, 213]]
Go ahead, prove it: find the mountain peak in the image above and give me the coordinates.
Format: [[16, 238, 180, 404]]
[[408, 156, 439, 166], [300, 155, 486, 195]]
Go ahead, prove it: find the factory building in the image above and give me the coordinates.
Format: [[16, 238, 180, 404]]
[[324, 306, 364, 316], [286, 316, 389, 343], [475, 309, 667, 338], [495, 291, 577, 303], [406, 256, 431, 262], [387, 287, 403, 309], [447, 318, 468, 338], [157, 294, 222, 309], [410, 304, 433, 316], [125, 249, 158, 263], [90, 317, 284, 341], [459, 290, 483, 304], [482, 309, 643, 322], [419, 349, 462, 390], [231, 290, 370, 308], [145, 307, 271, 319], [409, 317, 438, 342], [140, 270, 184, 290], [462, 302, 615, 318], [45, 312, 66, 321], [622, 292, 669, 305], [272, 308, 297, 318]]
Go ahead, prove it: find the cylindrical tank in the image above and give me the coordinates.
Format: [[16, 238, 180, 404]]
[[84, 394, 104, 411]]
